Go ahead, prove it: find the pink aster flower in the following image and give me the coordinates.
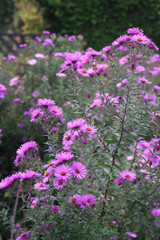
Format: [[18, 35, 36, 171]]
[[30, 108, 44, 122], [154, 85, 160, 91], [30, 197, 39, 208], [65, 52, 81, 62], [51, 205, 60, 213], [53, 177, 67, 189], [32, 91, 39, 98], [48, 105, 63, 120], [136, 77, 152, 85], [120, 170, 136, 181], [155, 113, 160, 117], [80, 124, 97, 136], [43, 38, 55, 47], [37, 98, 55, 107], [62, 129, 75, 146], [82, 194, 96, 206], [16, 141, 38, 157], [43, 166, 54, 183], [112, 35, 130, 46], [131, 34, 149, 45], [119, 55, 129, 66], [72, 161, 87, 179], [35, 53, 46, 59], [9, 76, 20, 86], [77, 68, 89, 77], [127, 27, 143, 35], [114, 177, 124, 185], [16, 230, 31, 240], [126, 232, 137, 238], [56, 151, 74, 163], [56, 72, 66, 77], [136, 65, 145, 73], [0, 83, 7, 91], [152, 208, 160, 217], [67, 118, 86, 130], [76, 195, 87, 209], [54, 164, 72, 180], [69, 194, 81, 202], [34, 182, 50, 191], [20, 169, 41, 180], [27, 59, 37, 65], [102, 45, 112, 52], [0, 173, 20, 189]]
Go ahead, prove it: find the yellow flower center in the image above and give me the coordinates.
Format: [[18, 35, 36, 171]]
[[82, 70, 87, 73], [70, 197, 76, 201], [39, 183, 44, 187], [44, 171, 49, 177], [65, 134, 71, 140], [93, 65, 98, 70], [76, 169, 81, 173], [58, 180, 63, 185], [53, 109, 57, 113], [61, 171, 66, 176], [125, 174, 131, 178], [86, 127, 92, 131], [138, 37, 143, 42]]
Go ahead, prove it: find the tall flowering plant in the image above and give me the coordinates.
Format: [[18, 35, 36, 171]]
[[0, 28, 160, 239]]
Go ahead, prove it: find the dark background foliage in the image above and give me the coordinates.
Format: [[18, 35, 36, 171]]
[[37, 0, 160, 49], [1, 0, 160, 49]]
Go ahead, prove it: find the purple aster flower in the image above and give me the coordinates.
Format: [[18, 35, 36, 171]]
[[112, 35, 131, 46], [102, 45, 112, 52], [43, 38, 55, 47], [56, 151, 74, 163], [71, 161, 87, 179], [77, 68, 89, 77], [80, 124, 97, 136], [9, 76, 20, 86], [131, 34, 149, 45], [27, 59, 37, 65], [82, 194, 96, 206], [68, 35, 76, 41], [54, 164, 72, 180], [62, 129, 75, 146], [16, 230, 31, 240], [114, 177, 124, 185], [35, 53, 46, 59], [32, 91, 39, 98], [127, 27, 143, 35], [126, 232, 137, 238], [48, 105, 63, 120], [34, 182, 50, 191], [43, 166, 54, 183], [120, 170, 136, 181], [30, 197, 39, 208], [20, 169, 41, 180], [0, 83, 7, 91], [53, 177, 67, 189], [51, 205, 60, 213], [67, 118, 86, 130], [152, 208, 160, 217], [37, 98, 55, 107], [30, 108, 44, 122], [16, 141, 38, 157], [69, 194, 81, 202]]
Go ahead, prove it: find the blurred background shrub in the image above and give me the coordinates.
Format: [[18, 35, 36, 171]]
[[0, 0, 160, 49]]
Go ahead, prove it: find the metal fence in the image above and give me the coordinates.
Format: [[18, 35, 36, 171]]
[[0, 33, 38, 55]]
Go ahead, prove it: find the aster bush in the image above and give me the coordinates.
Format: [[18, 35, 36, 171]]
[[0, 32, 83, 179], [0, 28, 160, 239]]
